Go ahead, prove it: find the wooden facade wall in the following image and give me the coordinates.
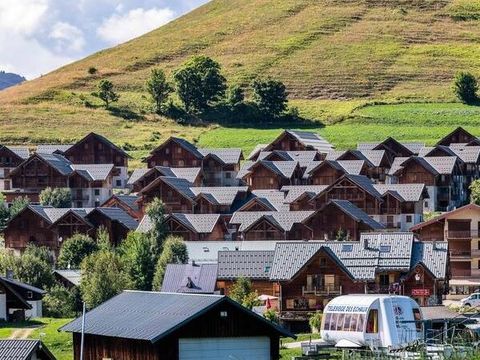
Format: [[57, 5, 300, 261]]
[[397, 162, 436, 185], [268, 133, 307, 152], [72, 301, 282, 360], [166, 218, 226, 241], [11, 157, 68, 190], [140, 180, 194, 213], [413, 222, 445, 241], [309, 165, 343, 185], [307, 206, 362, 241], [65, 136, 127, 166], [218, 280, 279, 297], [147, 141, 201, 168]]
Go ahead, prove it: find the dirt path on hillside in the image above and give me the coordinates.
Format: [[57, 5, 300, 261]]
[[9, 327, 36, 339]]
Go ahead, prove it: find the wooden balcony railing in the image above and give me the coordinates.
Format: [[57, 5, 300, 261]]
[[449, 249, 471, 258], [446, 230, 480, 239], [451, 269, 472, 278], [302, 285, 342, 296]]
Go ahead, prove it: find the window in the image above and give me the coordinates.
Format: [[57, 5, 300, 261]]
[[366, 309, 378, 333], [116, 180, 122, 187], [225, 172, 231, 179], [406, 215, 412, 223], [95, 201, 100, 207], [269, 178, 274, 185], [329, 313, 338, 330], [165, 148, 170, 154], [178, 160, 185, 166], [379, 245, 391, 253], [323, 313, 332, 331], [177, 147, 182, 154], [94, 189, 100, 196], [336, 313, 345, 331], [413, 308, 422, 331], [26, 291, 33, 299], [424, 201, 429, 208], [343, 314, 351, 331], [379, 274, 389, 286]]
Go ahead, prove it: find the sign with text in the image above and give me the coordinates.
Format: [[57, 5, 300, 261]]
[[412, 288, 430, 296]]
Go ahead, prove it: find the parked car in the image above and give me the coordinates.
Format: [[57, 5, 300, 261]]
[[460, 293, 480, 308]]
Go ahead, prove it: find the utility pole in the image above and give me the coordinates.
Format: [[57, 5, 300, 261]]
[[80, 302, 86, 360]]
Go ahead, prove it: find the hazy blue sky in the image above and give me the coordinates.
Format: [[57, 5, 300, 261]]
[[0, 0, 209, 79]]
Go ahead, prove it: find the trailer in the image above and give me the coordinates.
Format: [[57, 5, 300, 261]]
[[320, 295, 423, 351]]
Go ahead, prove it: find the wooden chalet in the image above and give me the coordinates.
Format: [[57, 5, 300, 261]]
[[4, 205, 94, 255], [145, 137, 204, 168], [305, 200, 385, 241], [101, 194, 142, 219], [165, 213, 228, 241], [217, 250, 278, 298], [248, 130, 333, 160], [61, 291, 293, 360], [236, 190, 289, 212], [357, 137, 423, 164], [0, 145, 29, 191], [281, 185, 328, 211], [240, 160, 304, 190], [410, 203, 480, 298], [436, 127, 478, 146], [269, 235, 448, 331], [128, 166, 203, 192], [388, 156, 466, 212], [0, 339, 56, 360], [138, 177, 196, 213], [305, 160, 368, 185], [229, 211, 314, 241], [85, 207, 138, 246], [62, 133, 129, 188], [0, 276, 46, 321]]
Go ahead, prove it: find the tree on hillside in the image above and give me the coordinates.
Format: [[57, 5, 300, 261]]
[[152, 236, 188, 290], [57, 234, 98, 269], [470, 180, 480, 205], [94, 79, 119, 108], [225, 84, 245, 109], [146, 198, 167, 253], [229, 277, 261, 309], [39, 187, 72, 208], [146, 68, 173, 113], [454, 72, 478, 104], [120, 232, 156, 291], [173, 55, 227, 113], [251, 78, 288, 117], [80, 249, 131, 308], [0, 196, 31, 231]]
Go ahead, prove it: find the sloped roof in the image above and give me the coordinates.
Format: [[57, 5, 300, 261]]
[[270, 233, 417, 281], [139, 176, 195, 200], [161, 263, 218, 294], [336, 160, 367, 175], [389, 156, 457, 176], [136, 215, 153, 233], [61, 291, 292, 340], [191, 186, 248, 205], [128, 167, 202, 187], [256, 160, 300, 179], [230, 211, 314, 232], [0, 276, 46, 295], [410, 203, 480, 231], [199, 148, 243, 165], [237, 190, 289, 212], [247, 144, 268, 160], [167, 213, 221, 233], [236, 160, 255, 179], [411, 241, 448, 279], [282, 185, 329, 204], [357, 139, 423, 155], [127, 168, 149, 185], [108, 194, 140, 212], [35, 153, 73, 175], [88, 207, 138, 230], [450, 146, 480, 164], [258, 150, 319, 166], [148, 137, 203, 160], [64, 132, 128, 157], [285, 130, 334, 153], [54, 269, 82, 287], [436, 126, 477, 146], [25, 205, 93, 225], [373, 183, 427, 202], [217, 250, 275, 280], [36, 144, 73, 154], [344, 175, 383, 199], [327, 200, 385, 230], [6, 146, 30, 160], [0, 339, 55, 360], [71, 164, 114, 181]]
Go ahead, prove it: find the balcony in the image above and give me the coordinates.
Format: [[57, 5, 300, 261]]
[[449, 249, 472, 259], [446, 230, 480, 240], [451, 269, 472, 278], [302, 285, 342, 296]]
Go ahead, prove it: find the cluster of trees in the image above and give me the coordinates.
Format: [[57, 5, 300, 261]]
[[0, 195, 29, 231], [93, 55, 291, 120], [454, 71, 479, 104]]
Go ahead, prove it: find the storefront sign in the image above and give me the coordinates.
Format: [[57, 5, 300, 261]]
[[412, 288, 430, 296]]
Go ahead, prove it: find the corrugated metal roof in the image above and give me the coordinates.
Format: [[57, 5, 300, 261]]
[[161, 263, 218, 293], [411, 241, 448, 279], [217, 250, 275, 280], [36, 153, 73, 175], [91, 207, 138, 230], [61, 291, 292, 341], [0, 339, 54, 360], [286, 130, 334, 153]]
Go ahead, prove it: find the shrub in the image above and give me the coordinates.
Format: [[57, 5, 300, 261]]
[[454, 71, 478, 104], [309, 311, 323, 333], [87, 67, 98, 75], [263, 309, 279, 323], [43, 284, 80, 318], [39, 187, 72, 208], [57, 234, 98, 269]]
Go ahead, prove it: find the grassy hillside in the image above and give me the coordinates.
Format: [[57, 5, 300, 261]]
[[2, 0, 480, 165]]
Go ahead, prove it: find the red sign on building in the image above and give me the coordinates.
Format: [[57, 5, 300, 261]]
[[411, 288, 430, 297]]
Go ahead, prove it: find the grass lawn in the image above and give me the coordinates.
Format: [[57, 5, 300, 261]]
[[280, 333, 322, 359], [0, 317, 73, 360]]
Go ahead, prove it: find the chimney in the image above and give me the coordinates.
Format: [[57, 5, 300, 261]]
[[6, 270, 13, 280], [433, 240, 437, 250], [363, 238, 369, 250], [191, 260, 196, 267]]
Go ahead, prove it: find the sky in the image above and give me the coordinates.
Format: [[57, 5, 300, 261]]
[[0, 0, 209, 79]]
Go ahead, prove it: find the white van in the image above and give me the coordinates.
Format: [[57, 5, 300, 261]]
[[320, 295, 423, 351], [460, 293, 480, 308]]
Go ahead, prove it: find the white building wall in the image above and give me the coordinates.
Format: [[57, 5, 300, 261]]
[[0, 293, 6, 321], [424, 186, 437, 212], [25, 300, 42, 318], [113, 166, 128, 189]]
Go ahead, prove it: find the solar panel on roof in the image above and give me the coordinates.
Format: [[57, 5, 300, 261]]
[[379, 245, 391, 253], [342, 244, 353, 252]]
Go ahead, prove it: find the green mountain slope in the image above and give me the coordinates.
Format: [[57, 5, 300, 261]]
[[1, 0, 480, 163]]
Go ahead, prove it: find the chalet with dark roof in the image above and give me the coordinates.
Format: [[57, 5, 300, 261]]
[[304, 159, 369, 185], [229, 211, 314, 241], [217, 250, 277, 297], [0, 145, 29, 191], [61, 291, 293, 360], [388, 156, 466, 211], [63, 132, 129, 188], [357, 137, 423, 163], [270, 234, 448, 329], [235, 190, 289, 212], [249, 130, 333, 160], [0, 339, 56, 360], [85, 207, 138, 246], [7, 153, 115, 207], [164, 213, 228, 241], [101, 194, 142, 219], [128, 166, 203, 192], [239, 160, 304, 190], [0, 275, 46, 320], [161, 263, 218, 294], [4, 205, 94, 255], [281, 185, 328, 210], [436, 127, 478, 146]]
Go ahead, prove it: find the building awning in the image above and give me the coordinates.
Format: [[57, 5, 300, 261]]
[[449, 279, 480, 286]]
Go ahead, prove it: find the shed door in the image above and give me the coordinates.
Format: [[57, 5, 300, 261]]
[[179, 336, 270, 360]]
